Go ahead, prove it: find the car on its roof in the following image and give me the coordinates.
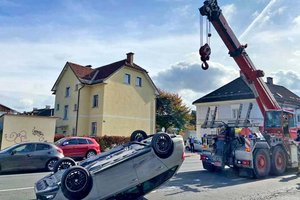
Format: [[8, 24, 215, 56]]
[[55, 137, 101, 159], [0, 142, 64, 173], [35, 131, 184, 200]]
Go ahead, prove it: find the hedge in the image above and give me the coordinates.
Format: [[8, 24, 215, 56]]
[[54, 134, 130, 152]]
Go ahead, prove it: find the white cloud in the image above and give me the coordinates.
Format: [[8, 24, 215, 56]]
[[222, 4, 236, 22]]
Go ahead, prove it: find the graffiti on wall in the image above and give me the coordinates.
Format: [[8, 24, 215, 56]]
[[5, 130, 29, 144], [4, 127, 46, 144], [32, 127, 45, 141]]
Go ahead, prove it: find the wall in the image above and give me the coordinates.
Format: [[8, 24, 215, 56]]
[[101, 67, 156, 136], [0, 114, 56, 149], [54, 65, 80, 135], [195, 99, 263, 137]]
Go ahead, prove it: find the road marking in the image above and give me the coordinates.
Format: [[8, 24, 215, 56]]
[[0, 187, 33, 192], [0, 172, 48, 178]]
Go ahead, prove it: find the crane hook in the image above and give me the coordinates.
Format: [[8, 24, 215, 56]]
[[199, 43, 211, 70]]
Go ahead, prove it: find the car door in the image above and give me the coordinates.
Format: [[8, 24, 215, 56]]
[[77, 138, 89, 157], [2, 143, 35, 171], [62, 139, 78, 157], [30, 143, 52, 169], [93, 159, 139, 199]]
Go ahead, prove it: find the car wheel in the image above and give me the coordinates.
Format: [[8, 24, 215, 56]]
[[130, 130, 147, 142], [202, 161, 215, 172], [253, 148, 271, 179], [46, 159, 58, 171], [151, 133, 174, 159], [61, 166, 93, 200], [86, 150, 96, 159], [53, 157, 76, 173], [270, 146, 287, 176], [185, 146, 190, 151]]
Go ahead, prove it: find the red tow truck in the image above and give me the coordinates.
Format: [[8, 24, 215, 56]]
[[198, 0, 300, 178]]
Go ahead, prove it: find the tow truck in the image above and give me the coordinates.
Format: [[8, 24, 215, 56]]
[[198, 0, 300, 178]]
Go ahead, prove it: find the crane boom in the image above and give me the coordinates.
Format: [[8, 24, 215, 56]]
[[199, 0, 281, 116]]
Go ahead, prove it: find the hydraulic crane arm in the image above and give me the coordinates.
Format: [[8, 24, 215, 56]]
[[199, 0, 281, 115]]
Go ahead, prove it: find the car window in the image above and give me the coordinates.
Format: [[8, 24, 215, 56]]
[[78, 138, 88, 144], [36, 144, 51, 151], [87, 139, 93, 144], [68, 139, 78, 145], [13, 144, 35, 153]]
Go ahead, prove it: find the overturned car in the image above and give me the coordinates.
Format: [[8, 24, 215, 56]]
[[35, 132, 184, 200]]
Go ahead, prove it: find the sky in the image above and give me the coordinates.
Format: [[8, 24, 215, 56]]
[[1, 0, 300, 112]]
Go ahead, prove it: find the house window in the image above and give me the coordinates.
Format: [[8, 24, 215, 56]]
[[63, 105, 69, 120], [136, 77, 142, 87], [297, 114, 300, 123], [74, 104, 78, 111], [91, 122, 97, 136], [93, 95, 99, 108], [75, 84, 79, 91], [65, 87, 70, 97], [124, 73, 131, 84], [56, 104, 60, 111]]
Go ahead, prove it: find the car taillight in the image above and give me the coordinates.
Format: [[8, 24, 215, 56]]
[[182, 152, 186, 160], [200, 154, 208, 160]]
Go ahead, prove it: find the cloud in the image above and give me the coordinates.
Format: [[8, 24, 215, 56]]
[[153, 61, 239, 94], [222, 4, 236, 23], [270, 71, 300, 95]]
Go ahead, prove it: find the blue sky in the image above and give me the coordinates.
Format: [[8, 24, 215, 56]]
[[1, 0, 300, 111]]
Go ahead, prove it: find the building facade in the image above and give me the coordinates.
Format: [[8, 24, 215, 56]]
[[193, 77, 300, 137], [52, 53, 158, 137]]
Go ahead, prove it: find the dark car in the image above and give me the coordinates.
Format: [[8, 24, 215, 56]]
[[0, 142, 64, 173], [55, 137, 101, 159]]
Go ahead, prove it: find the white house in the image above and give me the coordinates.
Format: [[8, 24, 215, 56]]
[[193, 77, 300, 137]]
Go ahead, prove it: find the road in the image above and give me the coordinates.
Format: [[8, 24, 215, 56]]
[[0, 153, 299, 200]]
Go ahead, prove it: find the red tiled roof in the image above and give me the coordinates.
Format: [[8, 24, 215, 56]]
[[67, 62, 93, 79]]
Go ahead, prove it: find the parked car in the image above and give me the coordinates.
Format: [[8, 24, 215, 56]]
[[35, 132, 184, 200], [0, 142, 64, 173], [185, 138, 203, 152], [55, 137, 101, 159]]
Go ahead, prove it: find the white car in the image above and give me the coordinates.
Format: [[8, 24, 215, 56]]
[[35, 132, 184, 200], [185, 139, 203, 152]]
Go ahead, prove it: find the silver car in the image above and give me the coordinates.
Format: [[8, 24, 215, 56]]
[[0, 142, 64, 173], [35, 132, 184, 200]]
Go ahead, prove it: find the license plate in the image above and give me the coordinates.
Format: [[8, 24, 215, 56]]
[[213, 161, 222, 167]]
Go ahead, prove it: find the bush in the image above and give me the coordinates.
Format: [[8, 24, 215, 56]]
[[53, 134, 130, 152]]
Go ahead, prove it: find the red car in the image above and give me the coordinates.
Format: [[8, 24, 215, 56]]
[[55, 137, 100, 159]]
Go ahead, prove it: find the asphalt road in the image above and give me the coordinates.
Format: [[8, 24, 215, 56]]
[[0, 153, 299, 200]]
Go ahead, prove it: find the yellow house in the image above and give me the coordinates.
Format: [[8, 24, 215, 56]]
[[52, 52, 158, 137], [0, 114, 57, 149]]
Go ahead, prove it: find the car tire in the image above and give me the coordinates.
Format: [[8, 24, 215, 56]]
[[151, 133, 174, 159], [185, 146, 190, 151], [130, 130, 147, 142], [61, 166, 92, 200], [46, 158, 58, 172], [53, 157, 76, 173], [86, 150, 96, 159], [270, 146, 287, 176], [202, 161, 215, 172], [253, 148, 271, 179]]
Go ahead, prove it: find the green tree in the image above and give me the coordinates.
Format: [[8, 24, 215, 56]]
[[156, 90, 191, 132]]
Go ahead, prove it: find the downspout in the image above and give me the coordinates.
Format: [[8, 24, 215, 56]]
[[75, 83, 86, 136]]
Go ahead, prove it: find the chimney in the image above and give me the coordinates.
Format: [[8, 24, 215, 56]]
[[267, 77, 273, 85], [126, 52, 134, 66]]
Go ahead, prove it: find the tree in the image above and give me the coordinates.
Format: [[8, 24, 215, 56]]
[[156, 90, 191, 132]]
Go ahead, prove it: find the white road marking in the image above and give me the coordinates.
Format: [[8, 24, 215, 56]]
[[0, 187, 33, 192], [0, 172, 48, 178]]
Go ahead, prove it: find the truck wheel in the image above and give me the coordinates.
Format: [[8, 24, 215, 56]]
[[202, 161, 215, 172], [270, 146, 287, 175], [253, 149, 270, 179], [130, 130, 147, 142], [53, 157, 76, 173], [61, 166, 92, 200], [152, 133, 174, 159]]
